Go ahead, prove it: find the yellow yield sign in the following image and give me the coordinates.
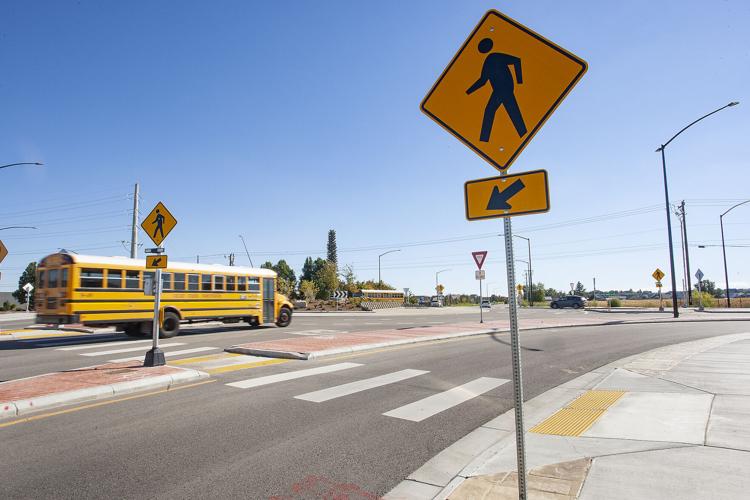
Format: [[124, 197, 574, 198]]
[[652, 268, 665, 281], [464, 170, 549, 220], [421, 10, 587, 173], [146, 255, 168, 269], [0, 240, 7, 264], [141, 202, 177, 246]]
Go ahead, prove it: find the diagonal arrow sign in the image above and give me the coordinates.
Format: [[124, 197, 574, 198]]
[[487, 179, 525, 210], [153, 258, 162, 266]]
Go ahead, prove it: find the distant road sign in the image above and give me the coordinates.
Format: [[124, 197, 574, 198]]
[[0, 240, 7, 264], [517, 284, 525, 293], [475, 270, 486, 280], [465, 170, 549, 220], [331, 291, 347, 300], [656, 281, 663, 288], [695, 269, 704, 281], [472, 251, 488, 269], [652, 268, 665, 281], [22, 283, 34, 293], [146, 255, 168, 269], [421, 10, 587, 173], [141, 202, 177, 246]]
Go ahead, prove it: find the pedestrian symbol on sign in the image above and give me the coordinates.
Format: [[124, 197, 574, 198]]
[[467, 38, 527, 141], [151, 209, 165, 240]]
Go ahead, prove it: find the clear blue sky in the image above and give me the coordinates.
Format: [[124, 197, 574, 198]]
[[1, 0, 748, 297]]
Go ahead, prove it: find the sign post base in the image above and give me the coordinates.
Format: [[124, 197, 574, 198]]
[[144, 347, 165, 367]]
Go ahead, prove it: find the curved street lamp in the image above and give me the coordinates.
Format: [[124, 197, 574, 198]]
[[378, 249, 401, 285], [0, 162, 43, 170], [0, 226, 37, 231], [720, 199, 750, 307], [435, 268, 451, 297], [655, 101, 739, 318]]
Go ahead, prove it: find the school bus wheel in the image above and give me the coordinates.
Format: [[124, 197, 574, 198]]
[[159, 311, 181, 338], [276, 306, 292, 327]]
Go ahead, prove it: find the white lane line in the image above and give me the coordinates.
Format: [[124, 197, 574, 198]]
[[226, 362, 362, 389], [295, 369, 429, 403], [383, 377, 509, 422], [56, 339, 154, 351], [23, 336, 122, 346], [79, 342, 184, 356], [109, 346, 219, 363]]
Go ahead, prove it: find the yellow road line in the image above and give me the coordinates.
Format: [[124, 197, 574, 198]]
[[169, 352, 241, 365], [0, 329, 33, 335], [0, 379, 216, 429], [10, 332, 91, 340], [530, 390, 625, 436], [206, 358, 289, 374]]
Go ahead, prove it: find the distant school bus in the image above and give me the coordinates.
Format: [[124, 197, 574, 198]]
[[34, 253, 294, 338]]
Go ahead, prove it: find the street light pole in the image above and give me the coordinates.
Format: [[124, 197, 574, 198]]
[[514, 235, 532, 307], [720, 199, 750, 308], [655, 101, 739, 318], [378, 249, 401, 285], [435, 269, 450, 303], [515, 259, 529, 303], [0, 162, 43, 171]]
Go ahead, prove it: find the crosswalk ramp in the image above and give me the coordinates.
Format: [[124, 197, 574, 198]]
[[226, 363, 509, 422]]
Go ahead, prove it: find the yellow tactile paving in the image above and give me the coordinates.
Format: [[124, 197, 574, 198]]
[[169, 352, 242, 366], [530, 390, 625, 437], [206, 358, 289, 374]]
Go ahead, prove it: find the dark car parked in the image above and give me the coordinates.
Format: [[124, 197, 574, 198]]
[[550, 295, 587, 309]]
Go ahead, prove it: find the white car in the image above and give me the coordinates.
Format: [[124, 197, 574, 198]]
[[481, 299, 491, 308]]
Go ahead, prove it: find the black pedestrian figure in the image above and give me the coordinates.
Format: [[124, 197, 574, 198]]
[[152, 209, 165, 240], [466, 38, 528, 142]]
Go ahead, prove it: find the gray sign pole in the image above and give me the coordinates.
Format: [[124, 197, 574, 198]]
[[479, 276, 484, 323], [503, 217, 527, 499], [144, 247, 166, 367]]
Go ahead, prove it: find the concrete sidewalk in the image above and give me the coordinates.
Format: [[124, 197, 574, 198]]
[[387, 332, 750, 499], [0, 361, 207, 419]]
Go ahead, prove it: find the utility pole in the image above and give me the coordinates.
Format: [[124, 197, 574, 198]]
[[675, 204, 688, 306], [196, 255, 200, 264], [130, 183, 139, 258], [593, 277, 596, 304], [681, 201, 692, 305], [228, 253, 235, 266]]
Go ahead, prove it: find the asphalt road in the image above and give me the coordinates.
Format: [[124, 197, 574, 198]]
[[2, 318, 748, 499]]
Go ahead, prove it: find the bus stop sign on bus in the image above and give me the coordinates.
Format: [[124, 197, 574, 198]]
[[141, 202, 177, 246]]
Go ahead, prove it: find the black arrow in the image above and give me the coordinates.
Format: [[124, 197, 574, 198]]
[[153, 258, 162, 266], [486, 179, 525, 210]]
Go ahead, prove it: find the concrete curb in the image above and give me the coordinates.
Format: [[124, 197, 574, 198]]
[[386, 332, 750, 499], [0, 368, 208, 419]]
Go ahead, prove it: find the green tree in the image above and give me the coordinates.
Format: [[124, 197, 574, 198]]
[[327, 229, 337, 265], [13, 262, 37, 308], [301, 257, 315, 282], [298, 280, 318, 301], [530, 282, 545, 303], [574, 281, 586, 296], [261, 260, 297, 298], [313, 260, 339, 299], [694, 279, 720, 297], [340, 264, 358, 295], [545, 287, 560, 299]]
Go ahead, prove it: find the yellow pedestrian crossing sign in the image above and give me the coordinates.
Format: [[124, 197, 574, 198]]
[[141, 202, 177, 246], [146, 255, 168, 269], [652, 268, 665, 281], [0, 240, 7, 264], [421, 10, 587, 173]]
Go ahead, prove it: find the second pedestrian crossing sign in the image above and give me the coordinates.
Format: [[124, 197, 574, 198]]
[[421, 10, 587, 173], [141, 202, 177, 246]]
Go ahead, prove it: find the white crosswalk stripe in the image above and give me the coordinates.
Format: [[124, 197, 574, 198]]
[[79, 342, 184, 357], [226, 362, 362, 389], [56, 339, 154, 351], [295, 369, 429, 403], [108, 346, 219, 363], [383, 377, 509, 422]]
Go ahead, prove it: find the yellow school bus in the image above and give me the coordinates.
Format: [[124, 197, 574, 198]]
[[34, 252, 294, 338]]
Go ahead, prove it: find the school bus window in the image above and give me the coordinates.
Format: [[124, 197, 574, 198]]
[[188, 274, 199, 291], [248, 277, 260, 292], [162, 272, 172, 290], [227, 275, 236, 291], [173, 273, 186, 290], [238, 276, 247, 291], [107, 269, 123, 289], [81, 268, 104, 288], [48, 269, 59, 288], [201, 274, 211, 291], [37, 270, 46, 289], [61, 269, 68, 288], [214, 275, 225, 291], [125, 270, 140, 289]]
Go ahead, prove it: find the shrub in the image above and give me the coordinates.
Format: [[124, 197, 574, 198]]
[[608, 298, 622, 307], [692, 291, 715, 308]]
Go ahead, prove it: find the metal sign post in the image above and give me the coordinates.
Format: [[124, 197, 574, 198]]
[[144, 246, 166, 367], [479, 275, 484, 324], [502, 218, 527, 499]]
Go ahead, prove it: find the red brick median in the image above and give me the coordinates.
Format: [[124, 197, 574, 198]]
[[227, 316, 609, 360]]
